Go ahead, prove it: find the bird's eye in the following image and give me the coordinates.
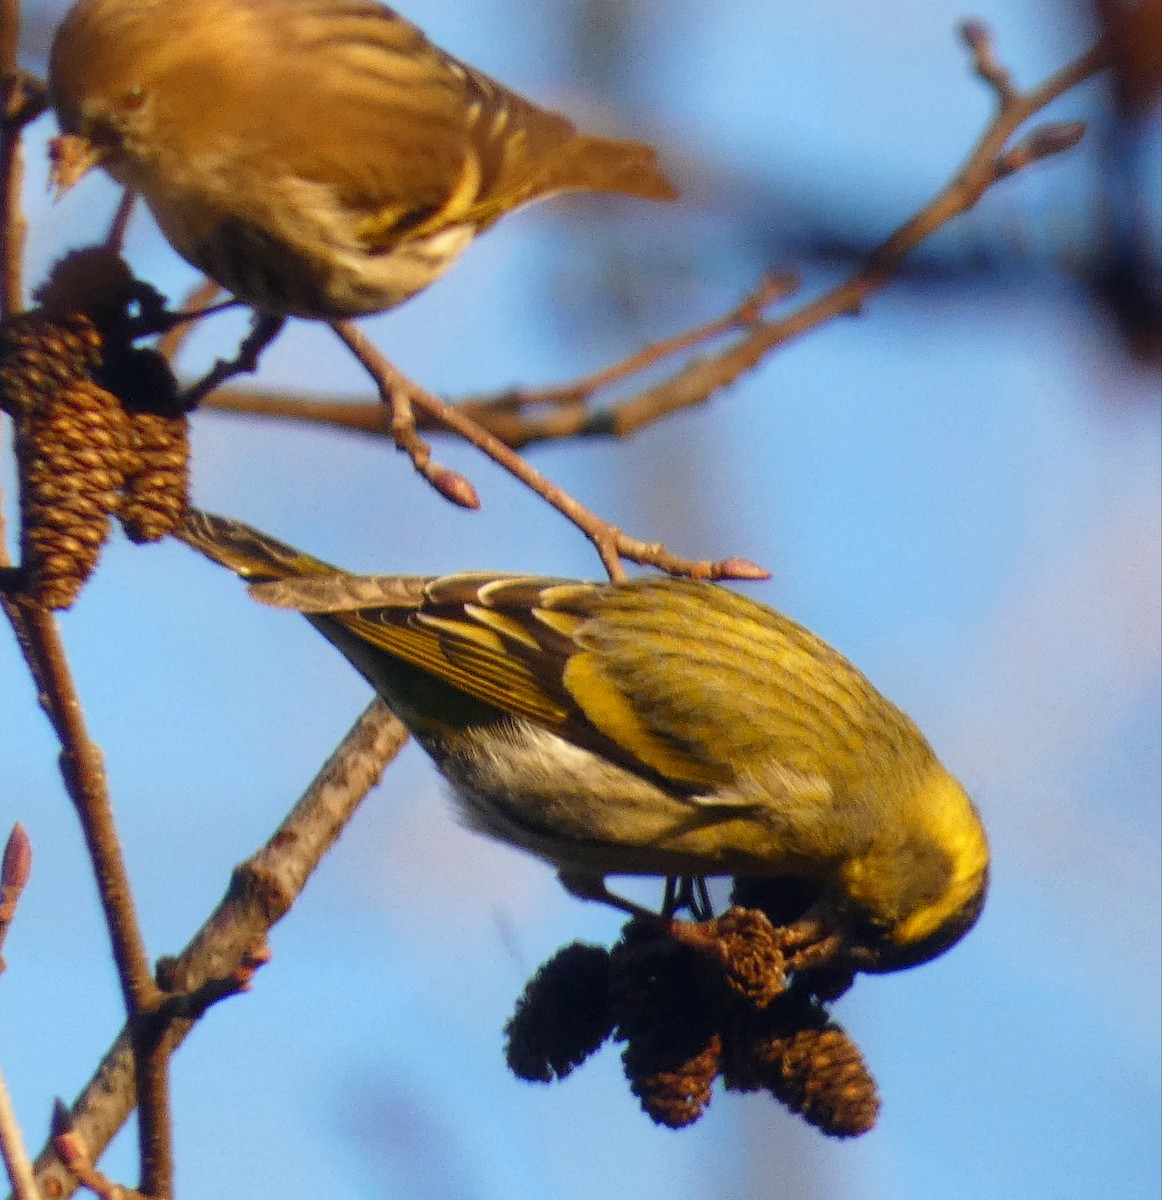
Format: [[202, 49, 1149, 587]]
[[122, 86, 146, 111]]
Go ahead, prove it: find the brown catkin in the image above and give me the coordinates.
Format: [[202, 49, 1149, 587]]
[[504, 942, 614, 1083], [624, 1032, 722, 1129], [2, 256, 189, 605], [120, 409, 190, 542], [0, 314, 104, 419], [610, 922, 723, 1128], [500, 909, 880, 1135], [16, 378, 129, 609], [746, 1022, 880, 1138], [669, 907, 789, 1009]]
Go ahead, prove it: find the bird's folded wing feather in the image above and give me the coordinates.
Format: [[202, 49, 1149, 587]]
[[178, 510, 851, 802], [240, 0, 579, 241], [294, 574, 852, 795]]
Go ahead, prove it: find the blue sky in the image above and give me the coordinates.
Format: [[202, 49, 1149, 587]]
[[2, 2, 1159, 1198]]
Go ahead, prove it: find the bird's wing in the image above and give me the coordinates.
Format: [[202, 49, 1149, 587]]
[[253, 570, 718, 780], [534, 577, 861, 790], [312, 573, 587, 732], [305, 574, 866, 795], [178, 510, 875, 799], [238, 0, 581, 242]]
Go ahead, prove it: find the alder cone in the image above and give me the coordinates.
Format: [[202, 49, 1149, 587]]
[[121, 410, 190, 543], [16, 378, 130, 609]]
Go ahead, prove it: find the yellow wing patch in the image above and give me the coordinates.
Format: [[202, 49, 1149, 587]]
[[463, 604, 544, 651], [562, 651, 730, 789]]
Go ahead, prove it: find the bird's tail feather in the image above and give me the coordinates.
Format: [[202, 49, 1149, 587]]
[[175, 508, 335, 584], [176, 509, 431, 614], [554, 134, 679, 203]]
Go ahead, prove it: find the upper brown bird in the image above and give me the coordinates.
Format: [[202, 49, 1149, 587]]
[[48, 0, 678, 319]]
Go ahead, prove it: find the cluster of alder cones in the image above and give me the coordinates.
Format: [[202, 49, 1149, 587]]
[[0, 248, 189, 610], [505, 880, 880, 1136]]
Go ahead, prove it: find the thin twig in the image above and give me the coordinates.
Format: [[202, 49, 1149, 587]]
[[0, 123, 24, 318], [0, 64, 36, 319], [201, 382, 595, 449], [0, 64, 45, 319], [332, 320, 767, 582], [571, 34, 1110, 439], [4, 617, 158, 1006], [26, 701, 408, 1200], [0, 1065, 38, 1200], [155, 279, 223, 362], [0, 0, 19, 79], [104, 191, 135, 254], [330, 327, 480, 509], [200, 272, 799, 450], [52, 1102, 145, 1200], [503, 270, 798, 409], [0, 0, 23, 310], [179, 312, 285, 410]]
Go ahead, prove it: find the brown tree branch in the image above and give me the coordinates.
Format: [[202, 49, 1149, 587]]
[[0, 111, 24, 319], [200, 270, 799, 449], [104, 191, 135, 254], [51, 1100, 147, 1200], [0, 1066, 38, 1200], [0, 0, 23, 318], [497, 270, 798, 411], [0, 823, 38, 1200], [26, 700, 408, 1200], [1, 71, 45, 319], [0, 602, 171, 1198], [154, 279, 223, 362]]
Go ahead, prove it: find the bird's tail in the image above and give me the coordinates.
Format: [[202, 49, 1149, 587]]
[[175, 509, 336, 584], [176, 509, 430, 614], [555, 133, 679, 203]]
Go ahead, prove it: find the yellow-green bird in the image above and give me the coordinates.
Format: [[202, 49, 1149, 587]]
[[176, 510, 988, 975]]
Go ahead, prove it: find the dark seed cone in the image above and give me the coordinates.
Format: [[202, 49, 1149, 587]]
[[610, 922, 722, 1128], [609, 921, 711, 1043], [624, 1032, 722, 1129], [669, 907, 788, 1009], [720, 991, 823, 1094], [33, 246, 169, 345], [105, 345, 183, 418], [799, 966, 857, 1004], [731, 876, 821, 928], [502, 907, 878, 1135], [727, 1001, 880, 1138], [120, 410, 191, 543], [505, 942, 614, 1083], [15, 380, 129, 609]]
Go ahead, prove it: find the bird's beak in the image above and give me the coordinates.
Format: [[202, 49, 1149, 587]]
[[48, 133, 105, 197]]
